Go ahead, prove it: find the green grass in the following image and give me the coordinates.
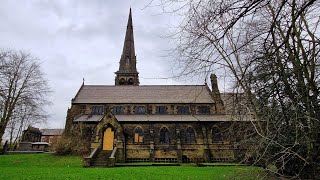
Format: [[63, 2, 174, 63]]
[[0, 154, 266, 179]]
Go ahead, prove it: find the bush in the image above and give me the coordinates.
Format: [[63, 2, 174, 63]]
[[55, 135, 90, 156], [55, 136, 73, 155]]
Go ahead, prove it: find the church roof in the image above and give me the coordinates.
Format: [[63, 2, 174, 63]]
[[115, 115, 226, 122], [72, 85, 214, 104], [115, 114, 252, 122], [73, 114, 104, 122]]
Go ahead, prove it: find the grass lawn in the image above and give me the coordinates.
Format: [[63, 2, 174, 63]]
[[0, 154, 266, 179]]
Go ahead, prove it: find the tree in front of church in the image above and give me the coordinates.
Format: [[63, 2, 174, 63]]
[[0, 50, 50, 147], [153, 0, 320, 178]]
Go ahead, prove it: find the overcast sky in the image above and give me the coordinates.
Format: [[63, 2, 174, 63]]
[[0, 0, 230, 131], [0, 1, 225, 129]]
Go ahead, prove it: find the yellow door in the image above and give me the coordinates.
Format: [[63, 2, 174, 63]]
[[103, 128, 114, 150]]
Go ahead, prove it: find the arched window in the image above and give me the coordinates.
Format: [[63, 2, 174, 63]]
[[160, 127, 170, 143], [185, 126, 196, 144], [212, 126, 223, 142], [128, 78, 134, 85], [119, 78, 126, 85], [134, 127, 143, 143]]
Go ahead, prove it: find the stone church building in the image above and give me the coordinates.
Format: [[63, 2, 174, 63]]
[[64, 9, 250, 166]]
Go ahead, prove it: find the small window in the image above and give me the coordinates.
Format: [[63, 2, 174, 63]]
[[160, 127, 170, 143], [156, 106, 167, 114], [134, 106, 146, 114], [185, 127, 196, 144], [212, 126, 223, 142], [134, 127, 144, 143], [197, 106, 210, 114], [128, 78, 134, 85], [177, 106, 190, 114], [92, 106, 104, 115], [119, 78, 125, 85], [112, 106, 124, 114]]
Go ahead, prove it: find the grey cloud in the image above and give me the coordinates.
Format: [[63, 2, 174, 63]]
[[0, 0, 185, 130]]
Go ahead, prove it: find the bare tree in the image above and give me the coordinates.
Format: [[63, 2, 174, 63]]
[[151, 0, 320, 178], [7, 101, 48, 150], [0, 50, 50, 144]]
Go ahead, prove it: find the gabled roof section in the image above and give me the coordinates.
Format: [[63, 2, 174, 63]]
[[72, 82, 84, 103], [72, 85, 214, 104]]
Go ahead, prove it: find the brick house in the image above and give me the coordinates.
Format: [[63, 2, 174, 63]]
[[40, 129, 64, 146]]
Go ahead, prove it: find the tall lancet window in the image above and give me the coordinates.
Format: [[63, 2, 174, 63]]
[[160, 127, 170, 143], [185, 126, 196, 144], [212, 126, 223, 142], [134, 127, 144, 143]]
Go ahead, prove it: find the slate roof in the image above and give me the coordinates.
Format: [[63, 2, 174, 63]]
[[220, 93, 248, 115], [40, 129, 64, 136], [73, 114, 104, 122], [115, 114, 252, 122], [73, 85, 214, 104]]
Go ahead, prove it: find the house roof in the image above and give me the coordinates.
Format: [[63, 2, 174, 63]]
[[114, 114, 252, 122], [32, 142, 50, 145], [40, 129, 64, 136], [72, 85, 214, 104]]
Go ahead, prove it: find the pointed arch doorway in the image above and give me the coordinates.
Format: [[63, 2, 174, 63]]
[[103, 127, 114, 150]]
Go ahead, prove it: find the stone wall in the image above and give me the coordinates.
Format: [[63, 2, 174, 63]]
[[119, 122, 235, 163]]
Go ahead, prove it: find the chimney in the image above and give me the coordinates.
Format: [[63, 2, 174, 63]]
[[210, 74, 225, 114]]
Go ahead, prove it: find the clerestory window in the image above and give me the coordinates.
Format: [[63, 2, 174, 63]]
[[156, 106, 167, 114], [112, 106, 124, 114], [197, 106, 210, 114], [134, 106, 146, 114], [92, 106, 104, 115], [177, 106, 190, 114]]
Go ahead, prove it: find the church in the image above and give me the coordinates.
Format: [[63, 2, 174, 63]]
[[64, 9, 250, 167]]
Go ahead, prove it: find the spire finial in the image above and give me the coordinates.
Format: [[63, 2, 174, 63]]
[[128, 8, 133, 28], [82, 78, 85, 85]]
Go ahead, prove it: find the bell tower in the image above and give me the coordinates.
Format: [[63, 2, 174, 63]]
[[115, 8, 140, 86]]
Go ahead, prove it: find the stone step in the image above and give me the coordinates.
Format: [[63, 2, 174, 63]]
[[94, 160, 108, 163], [92, 162, 107, 166], [91, 150, 114, 167]]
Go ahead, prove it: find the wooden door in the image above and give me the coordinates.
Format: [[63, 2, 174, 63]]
[[103, 128, 114, 150]]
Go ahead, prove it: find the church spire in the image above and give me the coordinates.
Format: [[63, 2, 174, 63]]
[[115, 8, 140, 86]]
